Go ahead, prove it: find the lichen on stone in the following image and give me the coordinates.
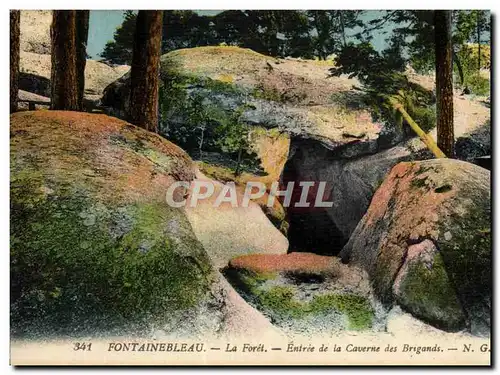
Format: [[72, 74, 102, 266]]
[[10, 111, 215, 338]]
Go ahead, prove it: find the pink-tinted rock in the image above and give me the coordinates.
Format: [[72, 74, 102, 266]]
[[340, 159, 490, 335]]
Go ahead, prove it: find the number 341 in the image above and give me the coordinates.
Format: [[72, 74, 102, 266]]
[[73, 342, 92, 351]]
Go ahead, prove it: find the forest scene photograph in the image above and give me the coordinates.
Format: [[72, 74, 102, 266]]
[[8, 9, 491, 366]]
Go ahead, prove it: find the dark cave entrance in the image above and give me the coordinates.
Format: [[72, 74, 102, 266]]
[[281, 147, 349, 256], [286, 209, 348, 255]]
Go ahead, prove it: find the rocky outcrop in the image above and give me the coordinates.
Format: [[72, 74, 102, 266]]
[[20, 10, 51, 54], [19, 11, 130, 105], [19, 51, 129, 103], [100, 46, 408, 240], [340, 159, 491, 335], [10, 111, 218, 337], [101, 46, 402, 178], [100, 45, 490, 263]]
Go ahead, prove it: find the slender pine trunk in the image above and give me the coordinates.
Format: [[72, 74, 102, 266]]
[[452, 50, 464, 86], [128, 10, 163, 132], [235, 144, 243, 176], [477, 12, 481, 72], [199, 126, 205, 159], [434, 10, 455, 158], [10, 10, 20, 113], [339, 12, 347, 47], [76, 11, 89, 111]]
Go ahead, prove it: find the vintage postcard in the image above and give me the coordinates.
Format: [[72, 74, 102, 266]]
[[9, 9, 491, 366]]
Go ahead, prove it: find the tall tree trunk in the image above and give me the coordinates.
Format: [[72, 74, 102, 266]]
[[235, 143, 243, 176], [434, 10, 454, 158], [477, 11, 481, 72], [128, 10, 163, 132], [452, 49, 465, 86], [76, 11, 89, 111], [339, 11, 347, 47], [50, 11, 79, 110], [10, 10, 20, 113]]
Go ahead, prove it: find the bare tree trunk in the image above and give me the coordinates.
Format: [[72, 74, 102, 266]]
[[198, 125, 205, 159], [434, 10, 455, 158], [339, 11, 347, 47], [452, 49, 465, 87], [235, 144, 243, 176], [10, 10, 20, 113], [50, 11, 79, 110], [76, 11, 89, 111], [477, 11, 481, 72], [128, 10, 163, 132]]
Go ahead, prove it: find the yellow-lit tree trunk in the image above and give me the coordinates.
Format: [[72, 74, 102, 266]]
[[434, 10, 455, 158], [128, 10, 163, 132], [390, 98, 446, 159], [10, 10, 20, 113]]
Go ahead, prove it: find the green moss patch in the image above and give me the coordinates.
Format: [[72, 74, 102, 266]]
[[10, 177, 213, 337], [309, 293, 374, 330], [256, 286, 375, 330], [436, 202, 491, 325], [197, 161, 239, 183], [396, 252, 465, 330], [224, 268, 374, 331]]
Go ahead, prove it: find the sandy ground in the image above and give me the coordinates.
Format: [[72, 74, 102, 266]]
[[407, 70, 490, 140]]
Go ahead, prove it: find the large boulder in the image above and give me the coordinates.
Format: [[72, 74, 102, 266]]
[[19, 51, 129, 103], [10, 111, 218, 337], [340, 159, 491, 335]]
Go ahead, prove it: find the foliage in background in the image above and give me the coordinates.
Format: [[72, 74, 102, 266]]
[[100, 10, 366, 64], [102, 10, 490, 145], [100, 10, 136, 65], [455, 43, 490, 96], [101, 10, 490, 97], [158, 63, 261, 175], [330, 42, 436, 132], [307, 11, 364, 59]]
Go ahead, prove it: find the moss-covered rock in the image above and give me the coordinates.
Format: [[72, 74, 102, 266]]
[[10, 111, 216, 337], [223, 253, 380, 334], [393, 240, 465, 331], [340, 159, 491, 335]]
